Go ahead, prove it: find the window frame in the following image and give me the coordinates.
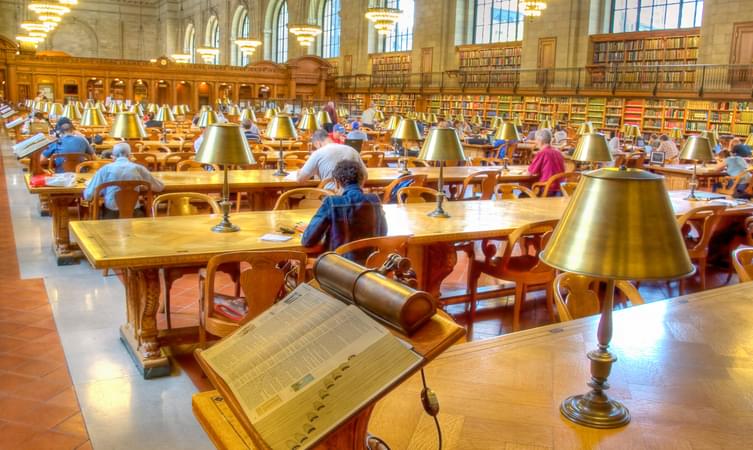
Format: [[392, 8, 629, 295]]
[[274, 1, 289, 63], [609, 0, 703, 33], [320, 0, 341, 59], [471, 0, 524, 45], [379, 0, 414, 53]]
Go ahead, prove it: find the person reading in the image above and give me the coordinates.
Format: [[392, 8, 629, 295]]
[[301, 160, 387, 263], [41, 122, 95, 173], [527, 128, 565, 196]]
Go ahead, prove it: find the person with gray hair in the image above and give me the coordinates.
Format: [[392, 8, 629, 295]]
[[83, 142, 165, 218], [297, 128, 367, 189], [527, 127, 565, 196]]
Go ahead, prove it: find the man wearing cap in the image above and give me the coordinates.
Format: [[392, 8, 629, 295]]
[[41, 122, 95, 173], [329, 123, 346, 144], [346, 121, 368, 141]]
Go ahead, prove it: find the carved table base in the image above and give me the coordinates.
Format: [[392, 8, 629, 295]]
[[49, 194, 83, 265]]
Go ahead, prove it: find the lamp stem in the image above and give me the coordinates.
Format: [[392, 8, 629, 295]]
[[274, 139, 288, 176], [686, 161, 699, 200], [428, 162, 449, 218], [560, 278, 630, 428], [211, 165, 240, 232]]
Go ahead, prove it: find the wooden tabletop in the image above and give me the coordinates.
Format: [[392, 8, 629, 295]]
[[68, 191, 752, 270], [26, 166, 535, 195], [650, 164, 725, 177], [369, 283, 753, 448]]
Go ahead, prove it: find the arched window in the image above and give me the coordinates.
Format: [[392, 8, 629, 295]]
[[185, 24, 196, 63], [611, 0, 703, 33], [381, 0, 414, 53], [206, 16, 220, 64], [320, 0, 341, 58], [274, 1, 289, 63], [233, 7, 251, 65], [473, 0, 524, 44]]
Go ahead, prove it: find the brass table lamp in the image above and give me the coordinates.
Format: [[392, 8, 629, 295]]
[[495, 121, 521, 169], [147, 103, 159, 115], [61, 103, 82, 121], [226, 105, 241, 119], [744, 133, 753, 147], [577, 122, 595, 135], [679, 135, 715, 200], [427, 113, 438, 124], [316, 110, 333, 127], [196, 123, 255, 232], [384, 115, 401, 131], [669, 127, 684, 141], [110, 112, 147, 139], [392, 118, 422, 175], [155, 105, 176, 142], [49, 103, 64, 118], [263, 108, 277, 120], [701, 129, 719, 152], [80, 106, 107, 128], [418, 128, 466, 218], [197, 110, 219, 128], [513, 116, 523, 128], [297, 112, 320, 134], [239, 108, 257, 122], [374, 110, 385, 124], [471, 115, 483, 127], [266, 114, 298, 176], [540, 167, 693, 429], [572, 133, 613, 169], [538, 119, 552, 130]]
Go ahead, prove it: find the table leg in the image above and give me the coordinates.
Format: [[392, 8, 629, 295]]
[[49, 194, 83, 265], [39, 193, 51, 217], [120, 268, 171, 379], [408, 243, 458, 300]]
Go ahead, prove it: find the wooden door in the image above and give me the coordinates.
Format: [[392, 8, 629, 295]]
[[537, 37, 556, 86], [421, 48, 433, 86], [731, 22, 753, 87]]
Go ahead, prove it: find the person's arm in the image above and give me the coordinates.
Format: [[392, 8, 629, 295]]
[[296, 154, 318, 182], [83, 169, 105, 201], [528, 153, 542, 176], [142, 167, 165, 192], [300, 198, 332, 247], [42, 142, 57, 158]]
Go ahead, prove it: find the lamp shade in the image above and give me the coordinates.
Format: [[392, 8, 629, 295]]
[[374, 110, 385, 122], [80, 106, 107, 127], [679, 136, 715, 162], [745, 133, 753, 147], [572, 133, 613, 163], [316, 110, 333, 125], [240, 108, 257, 122], [494, 122, 521, 141], [61, 103, 81, 120], [471, 115, 483, 126], [540, 168, 693, 281], [155, 105, 175, 122], [264, 108, 277, 120], [392, 118, 421, 141], [577, 122, 595, 135], [110, 112, 148, 139], [385, 115, 402, 131], [513, 116, 523, 128], [701, 129, 718, 150], [297, 112, 320, 133], [670, 128, 684, 140], [196, 123, 255, 166], [539, 119, 552, 130], [131, 104, 145, 116], [419, 128, 466, 162], [490, 117, 502, 129], [49, 103, 64, 116], [197, 110, 219, 128], [171, 105, 183, 116], [107, 102, 120, 115], [266, 114, 298, 140], [427, 113, 438, 124], [226, 105, 241, 116]]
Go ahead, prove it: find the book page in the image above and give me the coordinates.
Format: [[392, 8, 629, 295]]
[[12, 133, 55, 158]]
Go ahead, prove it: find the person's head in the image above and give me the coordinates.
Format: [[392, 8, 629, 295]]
[[311, 129, 332, 149], [438, 120, 449, 128], [34, 112, 44, 120], [732, 144, 747, 157], [534, 128, 552, 146], [333, 124, 345, 135], [112, 142, 132, 159], [327, 101, 335, 108], [659, 134, 669, 142], [332, 159, 364, 189], [351, 121, 360, 130], [241, 119, 253, 130], [56, 117, 72, 132], [59, 122, 75, 135], [555, 125, 562, 132], [728, 137, 742, 149], [146, 112, 154, 120]]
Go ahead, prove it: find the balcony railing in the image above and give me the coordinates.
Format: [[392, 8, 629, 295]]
[[334, 64, 753, 97]]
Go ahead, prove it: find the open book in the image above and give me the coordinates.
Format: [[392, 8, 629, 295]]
[[12, 133, 56, 159], [0, 104, 15, 119], [198, 283, 423, 450]]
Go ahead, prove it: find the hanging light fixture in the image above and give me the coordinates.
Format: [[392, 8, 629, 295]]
[[58, 0, 78, 4], [20, 21, 52, 34], [16, 35, 45, 46], [521, 0, 547, 17], [171, 53, 192, 63], [365, 1, 403, 35], [289, 24, 322, 47], [235, 38, 262, 55], [28, 2, 70, 16], [196, 47, 220, 63]]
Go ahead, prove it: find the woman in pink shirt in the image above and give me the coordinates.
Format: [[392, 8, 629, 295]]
[[527, 129, 566, 195]]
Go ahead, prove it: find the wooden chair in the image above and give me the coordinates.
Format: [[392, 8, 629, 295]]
[[163, 152, 196, 170], [89, 180, 154, 219], [75, 160, 111, 173], [718, 168, 753, 196], [396, 186, 440, 205], [553, 273, 644, 322], [475, 157, 511, 167], [176, 160, 219, 172], [282, 158, 306, 170], [532, 172, 581, 197], [273, 188, 331, 211], [467, 220, 559, 330], [676, 204, 726, 293], [625, 151, 646, 168], [494, 183, 536, 199], [560, 181, 580, 197], [454, 169, 500, 200], [361, 151, 385, 168], [316, 177, 334, 190], [47, 153, 91, 173], [334, 235, 411, 269], [199, 250, 307, 348], [381, 174, 428, 203], [284, 150, 310, 160], [746, 217, 753, 245], [732, 247, 753, 283], [130, 153, 158, 171], [405, 158, 431, 168]]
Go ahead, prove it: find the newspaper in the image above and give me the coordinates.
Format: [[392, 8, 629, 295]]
[[12, 133, 56, 159]]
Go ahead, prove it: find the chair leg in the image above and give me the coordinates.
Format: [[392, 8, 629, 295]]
[[545, 284, 555, 322], [198, 277, 206, 349], [467, 266, 480, 324], [699, 257, 707, 291], [512, 283, 526, 332]]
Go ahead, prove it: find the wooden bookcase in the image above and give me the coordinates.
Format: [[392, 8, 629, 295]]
[[370, 53, 412, 77], [456, 43, 522, 87]]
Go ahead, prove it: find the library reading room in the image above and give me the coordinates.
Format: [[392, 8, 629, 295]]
[[2, 0, 753, 448]]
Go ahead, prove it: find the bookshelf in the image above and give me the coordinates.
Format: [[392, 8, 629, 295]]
[[589, 29, 700, 90], [370, 53, 411, 77], [456, 43, 522, 87], [368, 93, 417, 115]]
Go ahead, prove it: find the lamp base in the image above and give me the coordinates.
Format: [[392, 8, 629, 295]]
[[428, 208, 450, 218], [211, 221, 240, 233], [398, 168, 412, 176], [684, 193, 701, 201], [273, 169, 289, 177], [560, 392, 630, 429]]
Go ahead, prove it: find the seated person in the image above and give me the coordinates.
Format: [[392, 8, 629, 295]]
[[83, 143, 165, 219], [301, 160, 387, 263], [607, 131, 621, 154], [714, 144, 751, 196], [437, 120, 450, 129], [241, 118, 261, 142], [21, 112, 47, 134], [144, 112, 162, 128], [527, 128, 565, 196], [526, 126, 538, 141], [655, 134, 680, 163], [329, 124, 346, 144], [298, 129, 368, 190], [553, 125, 568, 145], [41, 122, 95, 173], [346, 121, 368, 141]]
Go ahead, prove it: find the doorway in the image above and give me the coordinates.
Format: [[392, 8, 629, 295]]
[[731, 22, 753, 88]]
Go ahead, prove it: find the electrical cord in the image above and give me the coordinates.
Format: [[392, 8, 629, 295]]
[[420, 368, 443, 450]]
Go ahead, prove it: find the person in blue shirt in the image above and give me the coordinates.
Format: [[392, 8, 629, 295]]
[[301, 159, 387, 263], [41, 122, 95, 172], [241, 119, 261, 142], [346, 121, 368, 141], [713, 144, 751, 196]]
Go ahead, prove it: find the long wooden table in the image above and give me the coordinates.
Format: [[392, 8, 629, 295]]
[[27, 166, 535, 265], [650, 163, 726, 190], [68, 194, 752, 378], [195, 283, 753, 448]]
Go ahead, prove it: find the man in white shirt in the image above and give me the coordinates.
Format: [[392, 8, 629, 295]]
[[607, 131, 621, 154], [360, 104, 377, 128], [297, 129, 368, 190]]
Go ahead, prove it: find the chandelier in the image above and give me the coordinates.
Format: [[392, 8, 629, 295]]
[[365, 2, 402, 35], [196, 47, 220, 63], [58, 0, 78, 4], [20, 21, 52, 36], [28, 2, 71, 16], [171, 53, 192, 63], [234, 38, 262, 56], [521, 0, 547, 17], [289, 24, 322, 47]]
